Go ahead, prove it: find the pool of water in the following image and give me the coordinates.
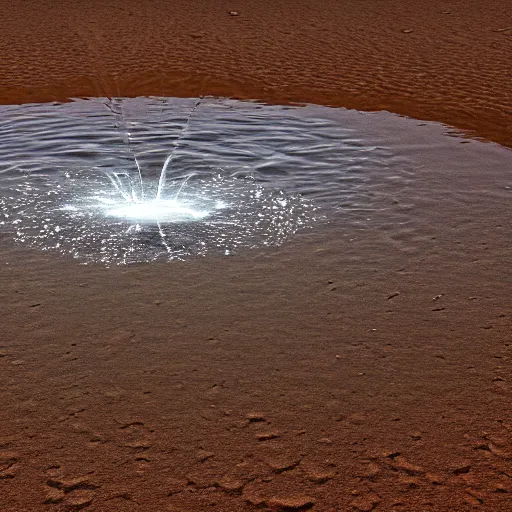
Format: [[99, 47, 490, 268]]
[[0, 97, 510, 264]]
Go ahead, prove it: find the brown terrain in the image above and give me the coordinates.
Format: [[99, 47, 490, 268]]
[[1, 1, 511, 511]]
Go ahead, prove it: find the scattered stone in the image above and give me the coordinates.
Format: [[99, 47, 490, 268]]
[[357, 462, 380, 479], [257, 432, 280, 441], [393, 457, 425, 476], [317, 437, 333, 445], [453, 464, 471, 475], [124, 441, 151, 451], [426, 472, 445, 485], [267, 456, 301, 473], [43, 488, 65, 504], [306, 469, 336, 484], [62, 476, 98, 492], [246, 412, 266, 423], [268, 496, 315, 510], [387, 291, 400, 300], [197, 450, 214, 462], [153, 300, 162, 306], [66, 490, 94, 508], [351, 494, 381, 511], [229, 11, 240, 16], [402, 29, 414, 33], [217, 476, 244, 492], [29, 303, 41, 307], [410, 432, 422, 441], [432, 294, 443, 301]]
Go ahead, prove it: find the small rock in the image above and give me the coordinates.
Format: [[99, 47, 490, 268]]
[[267, 456, 301, 473], [453, 464, 471, 475], [393, 457, 424, 476], [402, 29, 414, 33], [257, 432, 280, 441], [268, 496, 315, 510], [124, 441, 151, 450], [426, 472, 446, 485], [197, 450, 214, 462], [317, 437, 333, 445], [351, 494, 381, 511], [306, 469, 335, 484], [66, 490, 94, 508], [217, 476, 244, 492], [229, 11, 240, 16], [246, 412, 266, 423], [387, 291, 400, 300], [43, 488, 65, 504]]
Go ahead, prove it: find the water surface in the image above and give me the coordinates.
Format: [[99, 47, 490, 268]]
[[0, 97, 510, 264]]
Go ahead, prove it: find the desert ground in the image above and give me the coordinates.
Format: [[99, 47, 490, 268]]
[[1, 1, 511, 511]]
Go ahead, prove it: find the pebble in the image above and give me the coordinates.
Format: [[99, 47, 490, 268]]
[[229, 11, 240, 16], [402, 29, 414, 33]]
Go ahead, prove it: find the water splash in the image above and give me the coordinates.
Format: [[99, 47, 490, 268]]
[[0, 167, 317, 264]]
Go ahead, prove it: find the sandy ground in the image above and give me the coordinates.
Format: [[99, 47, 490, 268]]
[[1, 1, 512, 511]]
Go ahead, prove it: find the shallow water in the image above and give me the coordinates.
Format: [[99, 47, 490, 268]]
[[0, 97, 510, 264]]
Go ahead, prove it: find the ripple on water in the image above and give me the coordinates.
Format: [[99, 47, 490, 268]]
[[1, 97, 509, 265], [0, 97, 412, 264]]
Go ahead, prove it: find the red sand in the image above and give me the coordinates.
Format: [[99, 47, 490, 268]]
[[1, 1, 511, 511]]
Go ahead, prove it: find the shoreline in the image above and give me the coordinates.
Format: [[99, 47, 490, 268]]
[[1, 1, 511, 147]]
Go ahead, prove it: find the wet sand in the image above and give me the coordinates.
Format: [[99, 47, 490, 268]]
[[1, 1, 512, 511]]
